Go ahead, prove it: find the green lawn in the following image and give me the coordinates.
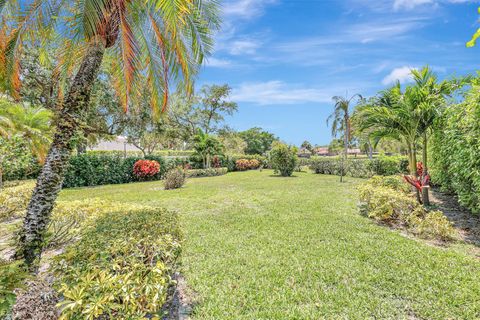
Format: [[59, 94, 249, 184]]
[[60, 170, 480, 319]]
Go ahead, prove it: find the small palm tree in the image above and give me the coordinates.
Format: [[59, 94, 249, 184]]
[[327, 93, 362, 182], [1, 0, 219, 266]]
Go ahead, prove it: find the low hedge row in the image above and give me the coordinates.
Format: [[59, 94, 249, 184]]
[[186, 167, 228, 178], [358, 176, 455, 240], [308, 156, 408, 178], [62, 154, 188, 188]]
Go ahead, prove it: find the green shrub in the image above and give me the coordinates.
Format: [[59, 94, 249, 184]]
[[430, 83, 480, 213], [164, 168, 186, 190], [358, 176, 456, 240], [0, 259, 29, 318], [63, 154, 168, 188], [309, 156, 407, 178], [269, 143, 298, 177], [52, 207, 181, 320], [186, 167, 228, 178]]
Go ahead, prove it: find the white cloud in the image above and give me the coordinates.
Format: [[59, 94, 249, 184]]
[[223, 0, 276, 19], [204, 57, 233, 68], [231, 81, 365, 105], [393, 0, 433, 10], [382, 66, 417, 85], [229, 40, 261, 55]]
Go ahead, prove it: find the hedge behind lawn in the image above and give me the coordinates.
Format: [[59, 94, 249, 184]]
[[308, 156, 408, 178], [62, 153, 187, 188]]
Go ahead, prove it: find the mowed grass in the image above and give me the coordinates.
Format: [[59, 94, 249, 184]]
[[60, 170, 480, 319]]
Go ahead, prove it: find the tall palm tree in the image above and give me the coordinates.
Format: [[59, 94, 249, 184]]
[[410, 67, 458, 173], [355, 83, 422, 176], [1, 0, 219, 267], [327, 93, 362, 181]]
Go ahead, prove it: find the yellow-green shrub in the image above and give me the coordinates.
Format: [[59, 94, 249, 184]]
[[358, 176, 456, 240], [0, 181, 35, 221], [52, 207, 181, 320]]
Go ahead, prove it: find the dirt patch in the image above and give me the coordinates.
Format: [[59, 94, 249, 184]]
[[430, 188, 480, 247], [162, 273, 196, 320]]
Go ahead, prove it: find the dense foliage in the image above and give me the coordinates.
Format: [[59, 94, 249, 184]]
[[235, 159, 261, 171], [269, 143, 298, 177], [133, 160, 161, 180], [0, 137, 41, 182], [63, 154, 173, 188], [309, 156, 408, 178], [358, 176, 455, 240], [164, 168, 186, 190], [52, 207, 181, 319], [239, 127, 278, 155], [430, 81, 480, 213], [186, 167, 228, 178]]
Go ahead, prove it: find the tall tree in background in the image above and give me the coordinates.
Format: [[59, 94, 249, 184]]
[[327, 93, 362, 182], [169, 84, 238, 138], [239, 127, 278, 155], [1, 0, 219, 267]]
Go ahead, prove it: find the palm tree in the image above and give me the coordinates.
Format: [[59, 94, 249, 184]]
[[1, 0, 219, 267], [1, 102, 52, 161], [327, 93, 362, 182], [0, 99, 52, 187], [355, 84, 422, 176]]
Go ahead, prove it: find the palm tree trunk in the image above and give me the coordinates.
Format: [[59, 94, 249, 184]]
[[422, 132, 428, 171], [17, 40, 106, 268], [422, 132, 430, 206]]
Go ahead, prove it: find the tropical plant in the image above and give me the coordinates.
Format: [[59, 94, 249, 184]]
[[192, 130, 223, 169], [1, 0, 219, 267], [327, 93, 362, 181]]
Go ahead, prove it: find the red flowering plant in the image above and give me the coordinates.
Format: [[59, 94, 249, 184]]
[[403, 162, 430, 192], [133, 160, 160, 180]]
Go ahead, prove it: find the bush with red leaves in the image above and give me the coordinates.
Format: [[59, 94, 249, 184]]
[[133, 160, 160, 179]]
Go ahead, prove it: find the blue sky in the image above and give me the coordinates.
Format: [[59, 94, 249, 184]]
[[197, 0, 480, 146]]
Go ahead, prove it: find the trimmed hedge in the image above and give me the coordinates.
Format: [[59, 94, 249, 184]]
[[63, 153, 188, 188], [309, 156, 408, 178], [186, 167, 228, 178], [224, 154, 268, 172]]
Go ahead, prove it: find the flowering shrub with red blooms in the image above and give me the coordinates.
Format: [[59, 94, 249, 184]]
[[183, 163, 192, 170], [235, 159, 261, 171], [133, 160, 160, 179], [404, 162, 430, 191]]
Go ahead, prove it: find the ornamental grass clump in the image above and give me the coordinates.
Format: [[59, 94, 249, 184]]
[[164, 168, 186, 190]]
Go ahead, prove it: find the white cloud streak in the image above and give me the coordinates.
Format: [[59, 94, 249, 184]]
[[231, 81, 366, 105], [382, 66, 417, 85]]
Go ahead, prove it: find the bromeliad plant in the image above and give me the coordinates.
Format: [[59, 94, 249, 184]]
[[403, 162, 430, 204]]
